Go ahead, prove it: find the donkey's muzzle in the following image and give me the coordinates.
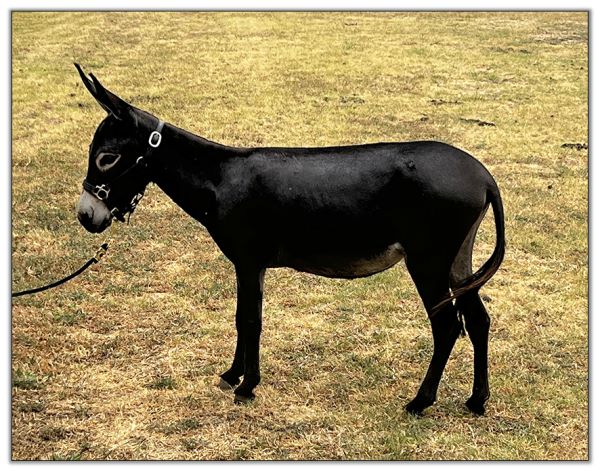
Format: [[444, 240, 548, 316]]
[[76, 190, 113, 233]]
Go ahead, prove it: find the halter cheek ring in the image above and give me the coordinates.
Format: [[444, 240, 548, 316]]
[[149, 131, 162, 148]]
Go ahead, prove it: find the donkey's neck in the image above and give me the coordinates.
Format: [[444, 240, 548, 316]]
[[152, 121, 245, 164], [148, 122, 247, 223]]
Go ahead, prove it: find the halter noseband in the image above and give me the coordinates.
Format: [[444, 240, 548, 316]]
[[83, 120, 164, 222]]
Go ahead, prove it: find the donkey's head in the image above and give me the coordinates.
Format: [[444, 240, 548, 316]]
[[75, 64, 162, 233]]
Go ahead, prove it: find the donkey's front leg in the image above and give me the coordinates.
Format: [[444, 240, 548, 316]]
[[221, 265, 266, 403], [219, 330, 244, 389]]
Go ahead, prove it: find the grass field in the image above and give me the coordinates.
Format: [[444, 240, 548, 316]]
[[11, 12, 588, 460]]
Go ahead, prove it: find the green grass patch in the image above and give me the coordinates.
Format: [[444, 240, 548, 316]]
[[147, 376, 177, 390], [12, 370, 41, 390]]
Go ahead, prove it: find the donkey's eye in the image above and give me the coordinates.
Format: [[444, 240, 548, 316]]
[[96, 152, 121, 171]]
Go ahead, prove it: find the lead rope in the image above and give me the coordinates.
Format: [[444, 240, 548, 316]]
[[12, 224, 115, 298]]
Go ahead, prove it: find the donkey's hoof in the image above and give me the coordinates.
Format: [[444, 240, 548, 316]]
[[405, 403, 424, 416], [218, 378, 236, 391], [234, 393, 255, 404], [405, 397, 433, 416], [465, 397, 486, 416]]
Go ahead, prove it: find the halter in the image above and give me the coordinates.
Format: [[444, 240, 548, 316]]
[[83, 120, 164, 222]]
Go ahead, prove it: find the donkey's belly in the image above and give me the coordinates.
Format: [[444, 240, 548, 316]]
[[279, 242, 406, 279]]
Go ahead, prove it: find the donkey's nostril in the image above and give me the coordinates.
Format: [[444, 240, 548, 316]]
[[77, 209, 102, 233], [77, 210, 92, 225]]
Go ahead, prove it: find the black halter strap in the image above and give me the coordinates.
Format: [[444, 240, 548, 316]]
[[83, 119, 164, 222]]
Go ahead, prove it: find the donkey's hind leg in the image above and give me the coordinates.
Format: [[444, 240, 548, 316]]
[[450, 214, 491, 415], [405, 254, 463, 414], [456, 293, 490, 415]]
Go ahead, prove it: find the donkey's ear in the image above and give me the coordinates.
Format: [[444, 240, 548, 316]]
[[74, 63, 131, 120], [74, 63, 99, 100]]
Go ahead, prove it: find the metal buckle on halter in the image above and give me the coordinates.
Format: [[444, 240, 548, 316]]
[[94, 184, 110, 201], [110, 207, 125, 222], [148, 131, 162, 148]]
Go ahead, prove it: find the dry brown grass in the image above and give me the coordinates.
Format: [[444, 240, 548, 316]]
[[12, 12, 587, 460]]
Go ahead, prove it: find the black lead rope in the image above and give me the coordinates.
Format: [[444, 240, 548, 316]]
[[12, 243, 109, 298]]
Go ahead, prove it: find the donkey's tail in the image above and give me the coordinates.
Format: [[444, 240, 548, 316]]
[[433, 186, 505, 313]]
